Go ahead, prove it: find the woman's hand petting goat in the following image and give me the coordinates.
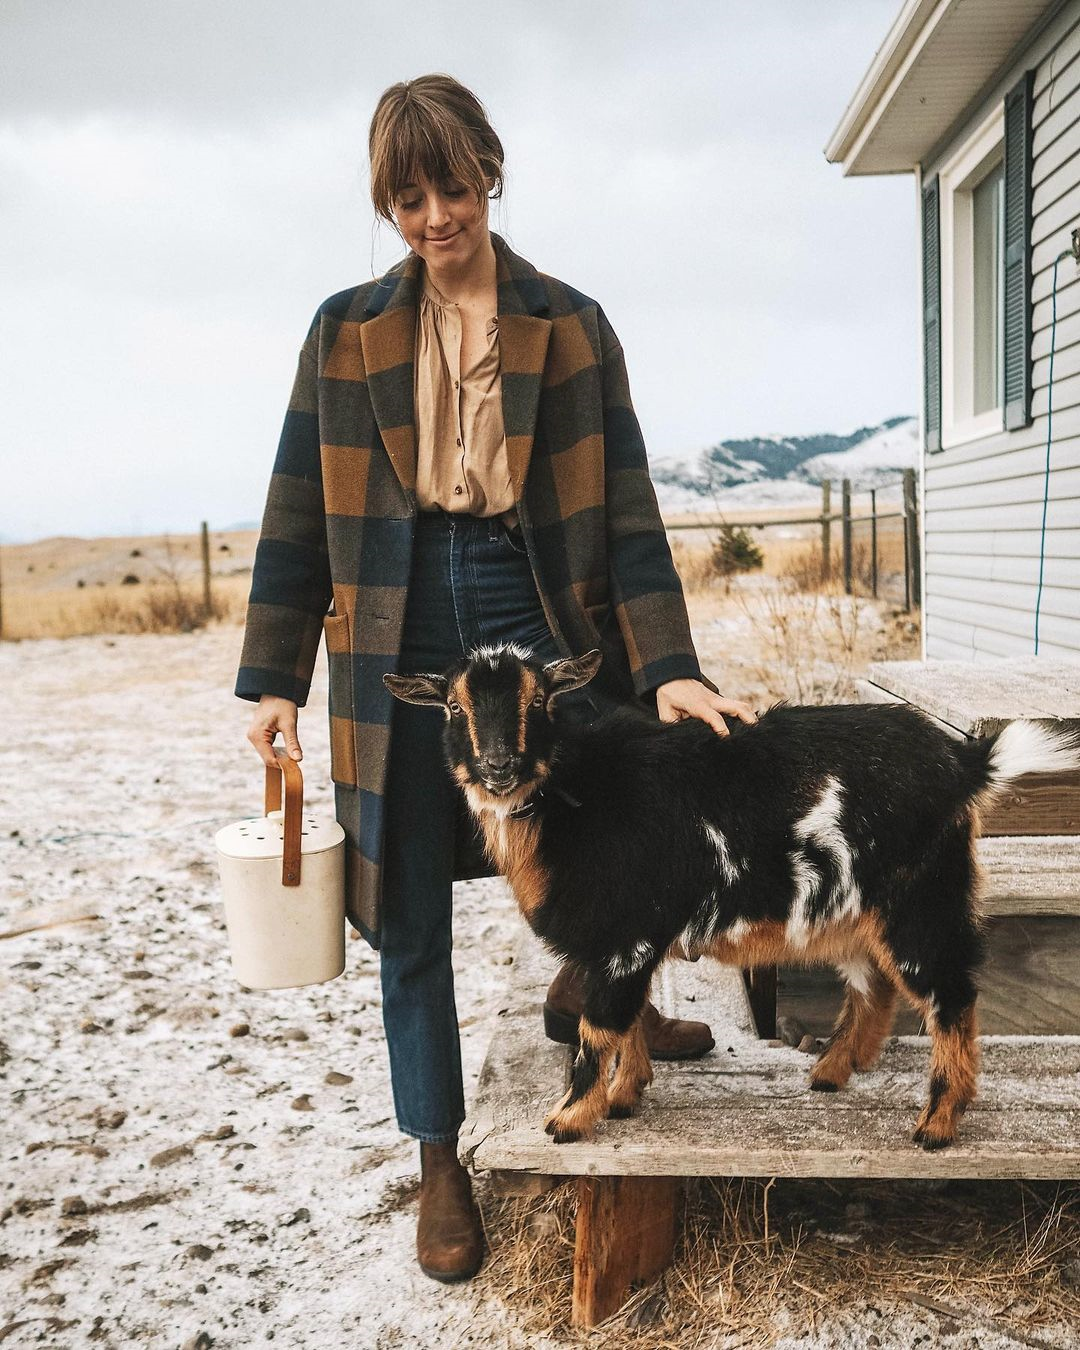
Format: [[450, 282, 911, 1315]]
[[655, 677, 758, 735], [384, 644, 1080, 1152]]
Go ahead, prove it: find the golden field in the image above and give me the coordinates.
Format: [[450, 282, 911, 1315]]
[[0, 515, 910, 646]]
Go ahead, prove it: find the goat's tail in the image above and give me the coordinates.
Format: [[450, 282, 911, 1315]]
[[961, 719, 1080, 808]]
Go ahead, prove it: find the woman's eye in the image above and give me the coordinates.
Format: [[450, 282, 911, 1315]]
[[449, 701, 463, 715], [400, 198, 421, 211]]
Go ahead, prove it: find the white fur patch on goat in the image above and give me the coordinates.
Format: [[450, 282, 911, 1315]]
[[838, 958, 873, 998], [792, 776, 861, 919], [700, 819, 740, 885], [723, 917, 750, 942], [607, 940, 654, 980], [471, 641, 534, 668], [988, 720, 1080, 785], [785, 849, 820, 947]]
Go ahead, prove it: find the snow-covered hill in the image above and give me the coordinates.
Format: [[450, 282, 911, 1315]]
[[652, 416, 918, 514]]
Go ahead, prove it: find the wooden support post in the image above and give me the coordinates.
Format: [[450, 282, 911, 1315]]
[[841, 478, 853, 595], [870, 487, 878, 599], [0, 540, 4, 640], [572, 1175, 680, 1328], [200, 520, 212, 620], [744, 964, 778, 1039], [820, 480, 831, 580], [903, 468, 921, 609]]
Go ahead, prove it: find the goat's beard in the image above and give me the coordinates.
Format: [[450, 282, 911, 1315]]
[[452, 761, 550, 818]]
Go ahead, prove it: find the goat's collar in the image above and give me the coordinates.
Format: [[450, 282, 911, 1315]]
[[508, 783, 581, 819]]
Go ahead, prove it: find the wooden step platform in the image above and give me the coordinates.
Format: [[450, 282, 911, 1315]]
[[460, 931, 1080, 1325]]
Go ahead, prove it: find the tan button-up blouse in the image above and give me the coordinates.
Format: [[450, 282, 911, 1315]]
[[414, 269, 518, 528]]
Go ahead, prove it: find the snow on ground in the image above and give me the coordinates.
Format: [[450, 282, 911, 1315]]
[[1, 629, 553, 1349], [0, 621, 1068, 1349]]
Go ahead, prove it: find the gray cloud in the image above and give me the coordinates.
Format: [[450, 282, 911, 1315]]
[[1, 0, 914, 540]]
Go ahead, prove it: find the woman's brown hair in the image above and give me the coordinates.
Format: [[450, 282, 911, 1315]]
[[368, 74, 505, 224]]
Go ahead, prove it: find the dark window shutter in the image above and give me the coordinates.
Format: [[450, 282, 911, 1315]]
[[1004, 69, 1034, 430], [922, 175, 941, 453]]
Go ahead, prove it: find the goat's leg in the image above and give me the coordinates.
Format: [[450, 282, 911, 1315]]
[[810, 958, 897, 1092], [543, 1019, 622, 1143], [544, 970, 651, 1144], [911, 998, 979, 1150], [606, 1017, 653, 1119]]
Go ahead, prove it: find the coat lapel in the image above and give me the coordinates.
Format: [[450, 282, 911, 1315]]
[[493, 234, 552, 503], [359, 251, 422, 499], [359, 233, 551, 508]]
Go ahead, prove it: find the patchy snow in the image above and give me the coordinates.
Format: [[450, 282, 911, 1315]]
[[0, 629, 546, 1348], [1, 624, 1074, 1349]]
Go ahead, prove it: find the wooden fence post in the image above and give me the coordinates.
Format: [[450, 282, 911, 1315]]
[[841, 478, 853, 595], [903, 468, 921, 609], [820, 480, 831, 580], [200, 521, 212, 620], [870, 487, 878, 599]]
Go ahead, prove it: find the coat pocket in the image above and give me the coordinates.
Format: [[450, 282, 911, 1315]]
[[323, 612, 358, 788]]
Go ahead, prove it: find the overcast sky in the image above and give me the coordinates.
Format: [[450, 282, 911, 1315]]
[[1, 0, 915, 542]]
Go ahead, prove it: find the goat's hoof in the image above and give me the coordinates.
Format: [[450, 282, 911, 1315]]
[[548, 1122, 584, 1144], [809, 1077, 840, 1093], [912, 1123, 954, 1151], [606, 1102, 637, 1120], [544, 1112, 583, 1143]]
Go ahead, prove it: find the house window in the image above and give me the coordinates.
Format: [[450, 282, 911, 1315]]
[[972, 161, 1004, 415], [939, 105, 1005, 447]]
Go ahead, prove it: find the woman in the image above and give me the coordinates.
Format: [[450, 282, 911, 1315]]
[[236, 74, 756, 1283]]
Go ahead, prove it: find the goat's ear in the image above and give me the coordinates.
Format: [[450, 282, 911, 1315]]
[[542, 649, 602, 698], [383, 672, 448, 707]]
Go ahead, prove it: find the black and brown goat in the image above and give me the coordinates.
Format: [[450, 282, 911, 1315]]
[[385, 645, 1080, 1150]]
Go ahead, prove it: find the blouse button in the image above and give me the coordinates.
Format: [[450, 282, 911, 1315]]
[[454, 485, 463, 495], [454, 380, 459, 389], [456, 437, 462, 446]]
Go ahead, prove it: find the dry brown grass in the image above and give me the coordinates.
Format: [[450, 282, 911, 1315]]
[[671, 522, 908, 600], [1, 529, 255, 638], [669, 533, 920, 708], [474, 1177, 1080, 1347]]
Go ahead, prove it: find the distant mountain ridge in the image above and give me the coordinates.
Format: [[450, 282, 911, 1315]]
[[651, 416, 918, 513]]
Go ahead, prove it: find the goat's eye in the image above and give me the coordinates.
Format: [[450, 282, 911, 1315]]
[[532, 693, 545, 708], [448, 701, 463, 715]]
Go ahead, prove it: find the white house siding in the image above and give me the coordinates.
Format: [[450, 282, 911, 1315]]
[[922, 0, 1080, 660]]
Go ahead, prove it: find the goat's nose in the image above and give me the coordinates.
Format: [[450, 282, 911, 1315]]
[[483, 752, 513, 773]]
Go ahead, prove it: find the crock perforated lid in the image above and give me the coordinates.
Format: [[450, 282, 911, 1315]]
[[214, 810, 345, 860]]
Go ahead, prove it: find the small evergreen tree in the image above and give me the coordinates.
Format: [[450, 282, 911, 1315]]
[[710, 523, 764, 586]]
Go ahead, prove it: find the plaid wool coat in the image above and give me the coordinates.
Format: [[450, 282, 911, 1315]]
[[236, 232, 716, 946]]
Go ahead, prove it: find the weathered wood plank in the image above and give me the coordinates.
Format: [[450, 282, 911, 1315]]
[[864, 657, 1080, 737], [572, 1175, 680, 1328], [981, 774, 1080, 835], [462, 934, 1080, 1181], [979, 835, 1080, 910]]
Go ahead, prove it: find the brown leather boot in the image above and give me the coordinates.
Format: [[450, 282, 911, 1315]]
[[543, 962, 715, 1060], [416, 1140, 484, 1282]]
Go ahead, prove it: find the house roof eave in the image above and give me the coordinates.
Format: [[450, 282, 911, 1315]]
[[825, 0, 1064, 177]]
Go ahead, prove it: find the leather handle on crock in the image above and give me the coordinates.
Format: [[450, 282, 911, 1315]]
[[264, 750, 303, 887]]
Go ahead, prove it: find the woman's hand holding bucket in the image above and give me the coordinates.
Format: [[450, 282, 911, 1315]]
[[247, 694, 303, 767]]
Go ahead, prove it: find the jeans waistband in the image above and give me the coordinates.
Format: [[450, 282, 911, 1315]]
[[414, 509, 511, 534]]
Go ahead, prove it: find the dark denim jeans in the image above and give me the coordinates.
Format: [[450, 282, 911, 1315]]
[[380, 509, 577, 1142]]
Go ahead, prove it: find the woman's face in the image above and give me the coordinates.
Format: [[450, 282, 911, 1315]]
[[392, 172, 490, 272]]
